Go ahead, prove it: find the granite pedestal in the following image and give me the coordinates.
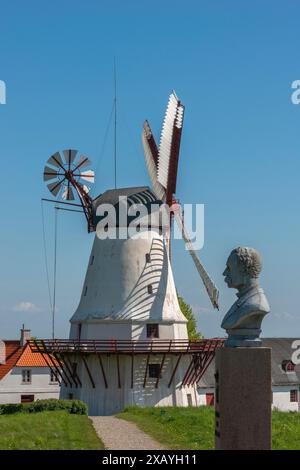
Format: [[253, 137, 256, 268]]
[[215, 347, 272, 450]]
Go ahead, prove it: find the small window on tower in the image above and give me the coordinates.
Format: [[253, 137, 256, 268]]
[[84, 286, 88, 296], [146, 253, 151, 263], [148, 285, 153, 295], [147, 324, 159, 338], [90, 255, 95, 266], [148, 364, 161, 378]]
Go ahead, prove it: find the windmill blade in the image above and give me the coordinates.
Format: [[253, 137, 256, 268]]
[[47, 152, 64, 169], [63, 149, 78, 167], [62, 185, 75, 201], [47, 180, 64, 197], [43, 166, 59, 181], [75, 155, 92, 171], [80, 170, 95, 183], [157, 92, 185, 203], [174, 211, 219, 310], [142, 121, 166, 201], [82, 185, 91, 194]]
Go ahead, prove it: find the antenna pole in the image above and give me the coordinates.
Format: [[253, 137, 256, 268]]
[[114, 57, 117, 189], [52, 206, 58, 339]]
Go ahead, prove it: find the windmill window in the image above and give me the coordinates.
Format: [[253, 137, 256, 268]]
[[84, 286, 88, 296], [148, 285, 153, 295], [290, 390, 298, 402], [90, 255, 95, 266], [78, 323, 82, 340], [147, 323, 159, 338], [146, 253, 151, 263], [148, 364, 161, 378]]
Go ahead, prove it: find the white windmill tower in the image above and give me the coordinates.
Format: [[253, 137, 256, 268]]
[[32, 92, 222, 415]]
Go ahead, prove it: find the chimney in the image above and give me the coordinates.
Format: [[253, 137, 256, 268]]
[[20, 324, 31, 347]]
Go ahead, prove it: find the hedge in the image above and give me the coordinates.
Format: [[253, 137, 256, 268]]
[[0, 399, 88, 415]]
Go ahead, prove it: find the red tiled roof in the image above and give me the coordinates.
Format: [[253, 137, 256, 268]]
[[16, 344, 53, 367], [0, 342, 58, 380], [0, 341, 24, 380]]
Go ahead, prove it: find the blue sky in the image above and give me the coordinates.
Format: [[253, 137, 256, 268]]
[[0, 0, 299, 339]]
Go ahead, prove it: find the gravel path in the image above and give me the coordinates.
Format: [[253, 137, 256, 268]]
[[90, 416, 166, 450]]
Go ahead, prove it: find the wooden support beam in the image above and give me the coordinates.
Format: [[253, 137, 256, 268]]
[[116, 354, 121, 389], [181, 356, 195, 387], [168, 353, 182, 388], [131, 354, 134, 389], [65, 354, 82, 387], [155, 354, 166, 388], [39, 340, 67, 387], [39, 350, 61, 385], [53, 352, 73, 388], [191, 353, 215, 386], [61, 354, 79, 387], [143, 354, 150, 388], [82, 355, 96, 388], [187, 352, 206, 386], [97, 354, 108, 388]]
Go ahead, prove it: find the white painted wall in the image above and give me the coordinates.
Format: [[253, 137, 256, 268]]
[[0, 367, 60, 404], [60, 353, 197, 415], [70, 232, 187, 329], [272, 386, 300, 412]]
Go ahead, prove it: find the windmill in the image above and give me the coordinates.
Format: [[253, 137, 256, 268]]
[[35, 92, 223, 415], [142, 91, 219, 309]]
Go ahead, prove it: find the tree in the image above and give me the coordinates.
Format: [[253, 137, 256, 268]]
[[177, 294, 203, 340]]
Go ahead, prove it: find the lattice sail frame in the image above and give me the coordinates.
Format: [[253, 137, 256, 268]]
[[142, 91, 219, 309]]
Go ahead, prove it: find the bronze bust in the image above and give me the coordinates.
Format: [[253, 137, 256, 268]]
[[222, 247, 270, 347]]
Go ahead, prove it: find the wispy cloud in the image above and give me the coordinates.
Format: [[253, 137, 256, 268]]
[[13, 302, 41, 313], [191, 305, 211, 315], [273, 312, 295, 320]]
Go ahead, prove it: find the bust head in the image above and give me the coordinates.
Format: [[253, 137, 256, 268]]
[[223, 246, 262, 290]]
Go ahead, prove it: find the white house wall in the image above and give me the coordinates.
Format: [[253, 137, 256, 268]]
[[272, 386, 300, 412], [0, 367, 60, 404]]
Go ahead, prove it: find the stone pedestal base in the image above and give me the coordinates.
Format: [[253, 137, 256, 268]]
[[215, 347, 271, 450]]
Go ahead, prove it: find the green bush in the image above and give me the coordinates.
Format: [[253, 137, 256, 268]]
[[0, 399, 88, 416], [0, 403, 23, 415]]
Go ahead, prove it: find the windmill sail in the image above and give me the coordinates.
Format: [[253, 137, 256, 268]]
[[174, 211, 219, 309], [157, 91, 184, 203], [142, 121, 166, 201], [142, 91, 220, 310]]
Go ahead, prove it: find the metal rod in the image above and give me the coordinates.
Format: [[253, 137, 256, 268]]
[[56, 207, 84, 214], [52, 208, 58, 340], [42, 198, 82, 207], [114, 57, 117, 189]]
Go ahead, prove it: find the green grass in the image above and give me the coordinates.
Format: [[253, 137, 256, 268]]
[[272, 409, 300, 450], [117, 406, 300, 450], [117, 406, 215, 450], [0, 411, 104, 450]]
